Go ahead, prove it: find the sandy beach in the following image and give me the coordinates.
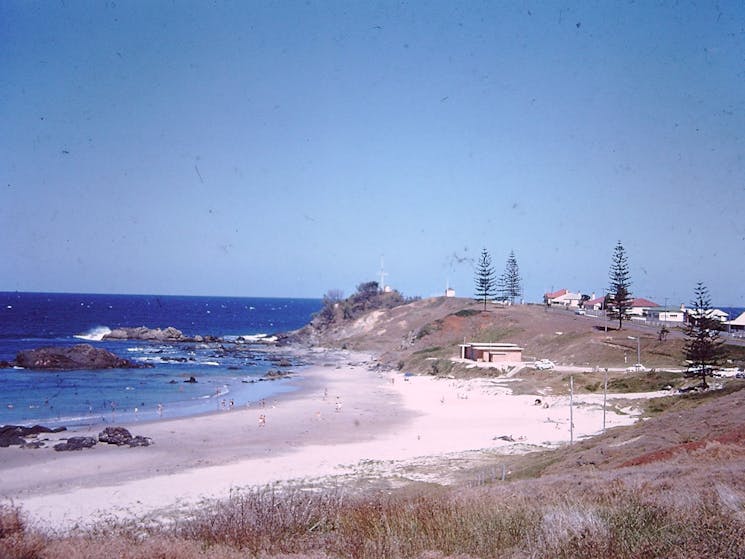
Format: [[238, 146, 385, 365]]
[[1, 348, 658, 531]]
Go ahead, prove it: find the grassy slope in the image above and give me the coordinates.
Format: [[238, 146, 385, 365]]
[[303, 296, 744, 373]]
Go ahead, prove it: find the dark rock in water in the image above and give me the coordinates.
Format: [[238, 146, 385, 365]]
[[264, 369, 291, 380], [0, 360, 12, 369], [14, 344, 148, 370], [104, 326, 186, 342], [0, 424, 67, 447], [184, 376, 198, 383], [102, 326, 222, 344], [269, 357, 293, 367], [54, 436, 97, 451]]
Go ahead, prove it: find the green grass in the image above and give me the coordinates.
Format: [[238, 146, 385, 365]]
[[569, 371, 684, 394], [643, 381, 745, 416], [412, 346, 443, 355], [453, 308, 481, 318]]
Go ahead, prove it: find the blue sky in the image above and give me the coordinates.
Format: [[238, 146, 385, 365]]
[[2, 1, 744, 305]]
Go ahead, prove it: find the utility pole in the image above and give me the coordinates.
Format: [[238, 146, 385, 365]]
[[603, 368, 608, 433], [569, 376, 574, 445]]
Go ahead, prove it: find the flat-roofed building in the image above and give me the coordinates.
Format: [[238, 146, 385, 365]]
[[459, 342, 523, 364]]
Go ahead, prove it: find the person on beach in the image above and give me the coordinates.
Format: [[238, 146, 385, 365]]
[[258, 414, 266, 427]]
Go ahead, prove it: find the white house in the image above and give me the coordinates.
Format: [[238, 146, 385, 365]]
[[646, 307, 686, 322], [727, 311, 745, 332], [544, 289, 583, 308], [587, 296, 662, 317], [686, 307, 730, 324]]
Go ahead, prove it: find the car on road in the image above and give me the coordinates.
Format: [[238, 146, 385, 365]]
[[534, 359, 556, 370], [574, 309, 586, 315], [625, 363, 648, 373]]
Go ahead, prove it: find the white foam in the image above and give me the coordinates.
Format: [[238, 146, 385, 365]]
[[74, 326, 112, 342], [229, 333, 278, 344]]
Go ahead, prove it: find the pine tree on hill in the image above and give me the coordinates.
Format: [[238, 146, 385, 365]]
[[683, 282, 726, 390], [474, 248, 496, 311], [607, 240, 633, 329], [500, 250, 523, 304]]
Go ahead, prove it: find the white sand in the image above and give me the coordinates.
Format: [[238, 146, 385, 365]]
[[0, 350, 655, 531]]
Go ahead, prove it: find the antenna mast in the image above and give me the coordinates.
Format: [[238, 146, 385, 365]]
[[379, 256, 388, 292]]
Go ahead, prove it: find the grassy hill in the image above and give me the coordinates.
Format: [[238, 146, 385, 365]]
[[292, 296, 745, 375]]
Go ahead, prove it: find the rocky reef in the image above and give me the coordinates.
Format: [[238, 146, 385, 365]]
[[103, 326, 220, 343], [13, 344, 149, 370]]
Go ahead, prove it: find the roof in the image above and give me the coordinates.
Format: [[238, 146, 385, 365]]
[[728, 311, 745, 326], [586, 296, 605, 306], [544, 288, 568, 299], [631, 298, 661, 308], [460, 343, 523, 350]]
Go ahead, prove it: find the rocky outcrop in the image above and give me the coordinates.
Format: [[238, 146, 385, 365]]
[[54, 436, 97, 451], [0, 424, 66, 447], [104, 326, 187, 342], [103, 326, 220, 343], [14, 344, 148, 370], [98, 426, 152, 447]]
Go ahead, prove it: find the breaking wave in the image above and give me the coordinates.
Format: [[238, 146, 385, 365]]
[[74, 326, 112, 341]]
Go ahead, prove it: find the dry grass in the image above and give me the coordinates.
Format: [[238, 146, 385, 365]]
[[4, 474, 745, 559]]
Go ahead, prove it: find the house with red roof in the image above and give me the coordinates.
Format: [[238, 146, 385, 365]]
[[543, 288, 584, 308], [586, 296, 662, 318], [628, 298, 661, 317], [586, 296, 606, 311]]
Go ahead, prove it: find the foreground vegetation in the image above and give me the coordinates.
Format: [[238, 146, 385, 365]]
[[4, 471, 744, 559]]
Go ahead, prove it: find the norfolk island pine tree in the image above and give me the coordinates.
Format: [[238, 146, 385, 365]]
[[607, 241, 633, 330], [474, 248, 496, 311]]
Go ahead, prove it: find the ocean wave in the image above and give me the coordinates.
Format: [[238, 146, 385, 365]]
[[225, 333, 278, 344], [74, 326, 112, 342]]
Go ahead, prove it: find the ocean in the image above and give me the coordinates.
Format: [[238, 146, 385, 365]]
[[0, 292, 321, 428]]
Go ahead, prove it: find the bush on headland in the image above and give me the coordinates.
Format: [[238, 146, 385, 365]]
[[313, 281, 414, 328]]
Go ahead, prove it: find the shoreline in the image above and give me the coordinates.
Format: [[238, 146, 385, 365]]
[[0, 347, 656, 531]]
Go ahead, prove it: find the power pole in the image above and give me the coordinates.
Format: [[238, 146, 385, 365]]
[[603, 368, 608, 433], [569, 376, 574, 445]]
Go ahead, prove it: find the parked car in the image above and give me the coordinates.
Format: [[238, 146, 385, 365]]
[[534, 359, 555, 370], [574, 309, 586, 315], [625, 363, 648, 373]]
